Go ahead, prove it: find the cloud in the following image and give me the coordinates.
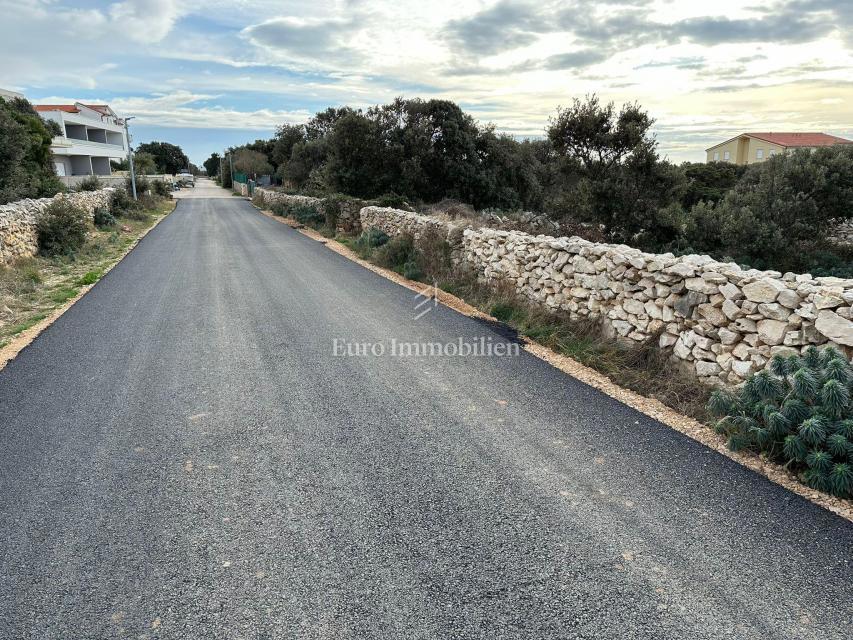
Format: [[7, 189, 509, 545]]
[[108, 0, 186, 42], [542, 49, 611, 70], [672, 13, 834, 46], [442, 0, 549, 56], [439, 0, 852, 73], [635, 57, 707, 71], [241, 16, 365, 68]]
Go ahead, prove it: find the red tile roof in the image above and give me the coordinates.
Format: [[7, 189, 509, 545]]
[[745, 132, 853, 147], [33, 103, 113, 115], [33, 104, 79, 113]]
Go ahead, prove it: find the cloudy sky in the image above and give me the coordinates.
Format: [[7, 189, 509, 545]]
[[1, 0, 851, 165]]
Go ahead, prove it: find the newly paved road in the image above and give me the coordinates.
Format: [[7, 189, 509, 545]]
[[1, 198, 851, 639]]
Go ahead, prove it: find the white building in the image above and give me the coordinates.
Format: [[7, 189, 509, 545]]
[[34, 103, 128, 182]]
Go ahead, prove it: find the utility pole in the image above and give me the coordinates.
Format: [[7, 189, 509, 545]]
[[124, 116, 137, 200], [229, 152, 234, 186]]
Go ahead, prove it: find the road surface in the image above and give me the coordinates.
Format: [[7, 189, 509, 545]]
[[0, 197, 851, 639]]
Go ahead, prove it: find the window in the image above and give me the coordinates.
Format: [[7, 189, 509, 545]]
[[756, 148, 764, 160], [713, 151, 719, 161], [769, 150, 776, 157], [723, 150, 730, 161]]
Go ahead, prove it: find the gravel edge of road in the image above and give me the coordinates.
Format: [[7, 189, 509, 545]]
[[0, 200, 178, 373], [252, 201, 853, 524]]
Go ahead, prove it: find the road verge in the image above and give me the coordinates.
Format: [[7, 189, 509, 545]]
[[0, 199, 177, 372]]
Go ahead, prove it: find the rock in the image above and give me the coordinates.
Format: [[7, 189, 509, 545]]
[[757, 319, 788, 346], [742, 278, 786, 303], [732, 343, 751, 359], [719, 282, 742, 300], [756, 303, 790, 321], [673, 339, 692, 359], [815, 310, 853, 346], [685, 278, 720, 294], [718, 328, 741, 345], [695, 360, 722, 377], [659, 333, 678, 348], [777, 288, 801, 309], [622, 298, 645, 315], [814, 291, 845, 309], [663, 262, 696, 278], [731, 359, 753, 377], [673, 291, 707, 317], [722, 299, 743, 320], [697, 303, 727, 326]]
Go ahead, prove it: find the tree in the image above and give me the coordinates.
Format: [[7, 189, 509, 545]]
[[271, 124, 305, 169], [324, 112, 389, 197], [679, 161, 746, 209], [133, 151, 157, 175], [0, 97, 63, 204], [203, 152, 221, 178], [135, 141, 189, 175], [232, 149, 273, 179], [546, 94, 681, 245]]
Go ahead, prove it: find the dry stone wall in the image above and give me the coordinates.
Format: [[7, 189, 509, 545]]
[[253, 188, 364, 233], [357, 206, 853, 386], [0, 188, 114, 263]]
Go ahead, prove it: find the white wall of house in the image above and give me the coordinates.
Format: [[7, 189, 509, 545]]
[[38, 103, 128, 180]]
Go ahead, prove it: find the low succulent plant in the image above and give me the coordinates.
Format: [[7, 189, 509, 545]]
[[709, 346, 853, 498]]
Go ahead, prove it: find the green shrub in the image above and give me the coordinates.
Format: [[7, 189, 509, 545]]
[[93, 207, 116, 229], [151, 180, 170, 197], [291, 204, 324, 227], [76, 175, 102, 191], [270, 202, 288, 217], [37, 200, 88, 256], [110, 188, 134, 217], [372, 192, 413, 210], [414, 228, 452, 280], [352, 228, 389, 256], [77, 270, 102, 285], [709, 346, 853, 498], [375, 234, 419, 274]]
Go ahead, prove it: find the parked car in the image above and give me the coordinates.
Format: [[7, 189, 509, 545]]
[[175, 172, 194, 187]]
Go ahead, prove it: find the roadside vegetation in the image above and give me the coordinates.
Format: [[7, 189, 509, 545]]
[[0, 188, 174, 350], [0, 96, 64, 204], [219, 94, 853, 277]]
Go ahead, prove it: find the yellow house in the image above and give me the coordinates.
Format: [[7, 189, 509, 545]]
[[706, 132, 853, 165]]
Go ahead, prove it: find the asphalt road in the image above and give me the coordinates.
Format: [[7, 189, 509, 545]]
[[0, 197, 851, 639]]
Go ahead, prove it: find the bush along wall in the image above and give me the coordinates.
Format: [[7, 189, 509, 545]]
[[253, 188, 366, 234], [356, 206, 853, 389], [0, 188, 114, 263]]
